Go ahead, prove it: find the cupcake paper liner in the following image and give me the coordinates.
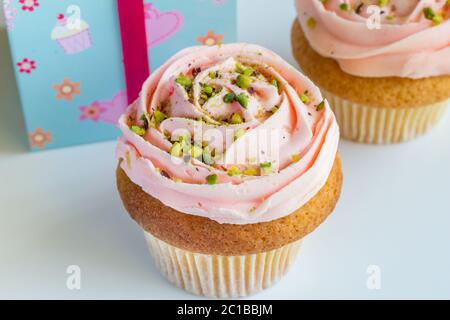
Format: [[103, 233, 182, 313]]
[[56, 29, 92, 55], [322, 90, 448, 144], [144, 231, 302, 298]]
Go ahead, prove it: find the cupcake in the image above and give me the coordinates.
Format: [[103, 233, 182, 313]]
[[116, 44, 342, 298], [51, 14, 92, 55], [293, 0, 450, 144]]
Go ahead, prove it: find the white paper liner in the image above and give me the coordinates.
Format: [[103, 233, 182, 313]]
[[144, 231, 302, 298], [322, 90, 448, 144]]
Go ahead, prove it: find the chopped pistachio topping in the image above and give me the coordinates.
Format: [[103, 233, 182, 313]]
[[209, 71, 218, 79], [190, 145, 203, 159], [154, 110, 167, 123], [236, 93, 249, 108], [131, 125, 146, 136], [300, 90, 310, 104], [260, 162, 273, 175], [423, 7, 435, 19], [223, 93, 236, 103], [236, 74, 253, 90], [306, 17, 316, 29], [243, 167, 258, 176], [206, 174, 218, 185], [235, 62, 245, 74], [291, 154, 301, 163], [271, 79, 279, 88], [227, 166, 241, 177], [175, 74, 192, 89], [170, 142, 183, 157], [140, 113, 148, 121], [202, 147, 215, 165], [234, 128, 246, 141], [236, 62, 254, 76], [271, 106, 278, 114], [422, 7, 443, 24], [230, 113, 243, 124], [378, 0, 389, 7], [432, 14, 443, 25], [316, 100, 325, 112], [202, 85, 214, 96], [386, 15, 394, 21], [339, 3, 349, 11]]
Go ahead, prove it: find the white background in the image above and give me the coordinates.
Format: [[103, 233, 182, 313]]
[[1, 0, 449, 299]]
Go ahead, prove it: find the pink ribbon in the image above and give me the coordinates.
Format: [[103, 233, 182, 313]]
[[117, 0, 150, 104]]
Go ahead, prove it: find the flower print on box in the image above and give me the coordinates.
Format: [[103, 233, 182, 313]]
[[79, 102, 106, 122], [79, 90, 127, 125], [197, 30, 224, 46], [144, 3, 183, 49], [29, 128, 52, 149], [53, 78, 80, 102], [51, 13, 92, 55], [19, 0, 39, 12], [3, 0, 18, 31], [16, 58, 36, 74]]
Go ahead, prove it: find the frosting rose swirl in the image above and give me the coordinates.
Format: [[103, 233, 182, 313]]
[[296, 0, 450, 78], [116, 44, 339, 225]]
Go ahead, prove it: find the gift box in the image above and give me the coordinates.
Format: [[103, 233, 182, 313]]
[[3, 0, 237, 151]]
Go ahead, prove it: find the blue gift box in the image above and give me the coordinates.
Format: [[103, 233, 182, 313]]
[[3, 0, 237, 151]]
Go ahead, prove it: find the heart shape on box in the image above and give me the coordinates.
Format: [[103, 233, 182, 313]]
[[144, 3, 184, 49]]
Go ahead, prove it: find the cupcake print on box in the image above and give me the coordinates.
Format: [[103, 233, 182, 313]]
[[116, 44, 342, 298], [292, 0, 450, 144], [51, 13, 92, 55]]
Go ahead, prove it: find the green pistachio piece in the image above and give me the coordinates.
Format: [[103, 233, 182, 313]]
[[175, 74, 192, 89], [271, 79, 279, 88], [230, 113, 243, 124], [206, 174, 218, 185], [291, 154, 301, 163], [202, 147, 215, 165], [306, 17, 316, 29], [236, 93, 249, 108], [190, 145, 203, 159], [223, 93, 236, 103], [260, 162, 273, 175], [300, 90, 310, 104], [339, 3, 349, 11], [316, 100, 325, 111], [227, 166, 241, 177], [236, 74, 253, 90], [202, 85, 213, 96], [243, 167, 258, 176], [154, 110, 167, 123], [170, 142, 183, 157], [131, 125, 146, 136]]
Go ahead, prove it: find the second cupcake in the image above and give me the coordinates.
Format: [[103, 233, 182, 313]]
[[293, 0, 450, 144]]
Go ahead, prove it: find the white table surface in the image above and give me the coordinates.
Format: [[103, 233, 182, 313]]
[[1, 0, 449, 300]]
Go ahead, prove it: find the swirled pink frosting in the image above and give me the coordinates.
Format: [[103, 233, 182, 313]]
[[116, 44, 339, 225], [296, 0, 450, 78]]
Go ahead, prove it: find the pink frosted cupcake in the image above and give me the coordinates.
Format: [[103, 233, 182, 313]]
[[115, 44, 343, 298], [51, 14, 92, 55]]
